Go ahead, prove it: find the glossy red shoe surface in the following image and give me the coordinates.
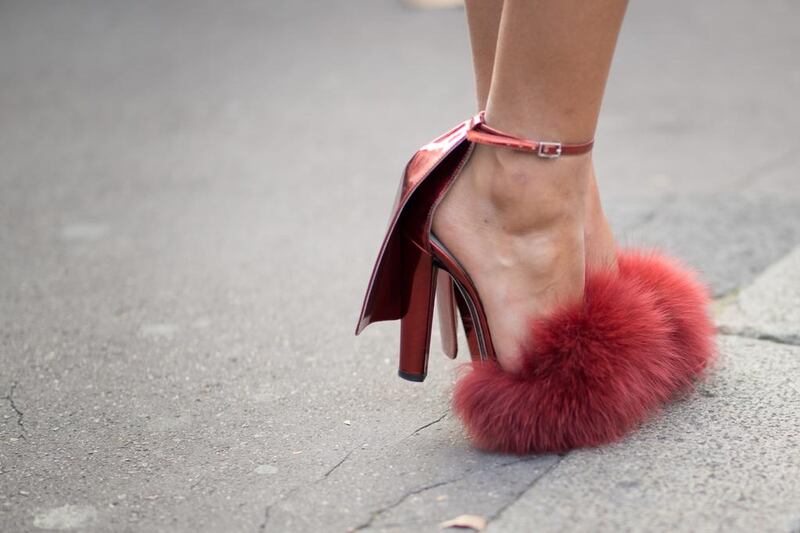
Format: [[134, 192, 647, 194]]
[[355, 119, 473, 336]]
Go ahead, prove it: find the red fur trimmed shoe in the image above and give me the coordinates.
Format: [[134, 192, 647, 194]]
[[355, 113, 715, 454], [617, 250, 717, 377], [452, 249, 716, 454]]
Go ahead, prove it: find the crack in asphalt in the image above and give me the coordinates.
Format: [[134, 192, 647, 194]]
[[406, 411, 448, 439], [258, 447, 356, 532], [350, 479, 455, 532], [323, 448, 354, 478], [2, 381, 26, 440], [719, 330, 800, 347], [498, 456, 543, 468], [737, 146, 800, 188], [348, 457, 560, 533], [256, 423, 553, 532], [257, 506, 271, 532], [487, 455, 564, 525], [258, 486, 300, 533], [259, 436, 479, 532]]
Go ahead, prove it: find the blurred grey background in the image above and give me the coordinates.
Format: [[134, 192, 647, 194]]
[[1, 1, 799, 532]]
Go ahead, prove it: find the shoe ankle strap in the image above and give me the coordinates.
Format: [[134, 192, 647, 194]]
[[466, 111, 594, 159]]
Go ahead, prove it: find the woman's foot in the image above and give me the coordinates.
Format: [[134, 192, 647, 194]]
[[584, 167, 617, 271], [432, 143, 595, 372]]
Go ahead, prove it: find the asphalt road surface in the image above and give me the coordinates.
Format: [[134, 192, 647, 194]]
[[2, 1, 799, 531]]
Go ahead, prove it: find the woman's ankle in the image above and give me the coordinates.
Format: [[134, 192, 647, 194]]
[[584, 168, 618, 269], [464, 144, 591, 233]]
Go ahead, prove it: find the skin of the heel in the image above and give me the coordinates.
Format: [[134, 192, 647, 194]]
[[398, 246, 437, 382]]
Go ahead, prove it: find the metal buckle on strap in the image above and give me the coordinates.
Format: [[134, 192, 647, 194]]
[[537, 141, 562, 158]]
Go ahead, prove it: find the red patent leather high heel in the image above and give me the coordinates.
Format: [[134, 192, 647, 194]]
[[355, 112, 594, 381], [436, 274, 481, 360]]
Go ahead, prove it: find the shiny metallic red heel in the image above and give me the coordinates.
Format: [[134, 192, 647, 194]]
[[355, 112, 593, 381], [436, 277, 481, 360], [396, 243, 437, 381]]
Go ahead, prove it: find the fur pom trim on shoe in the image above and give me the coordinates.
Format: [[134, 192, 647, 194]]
[[617, 250, 716, 376], [452, 250, 716, 454]]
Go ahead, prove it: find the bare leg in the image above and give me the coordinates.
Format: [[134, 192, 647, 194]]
[[434, 0, 627, 371], [485, 0, 628, 140], [464, 0, 617, 271], [464, 0, 503, 109]]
